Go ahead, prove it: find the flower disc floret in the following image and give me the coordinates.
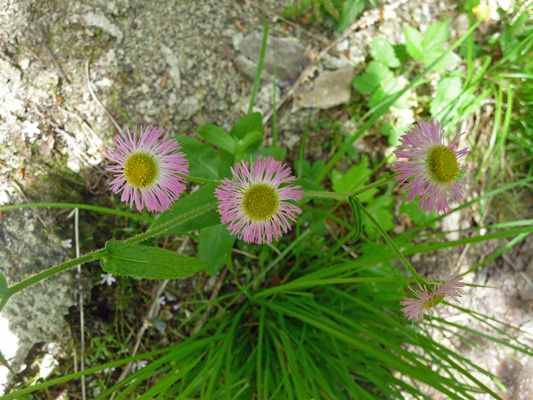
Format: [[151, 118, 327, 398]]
[[427, 145, 459, 184], [215, 156, 303, 244], [393, 119, 473, 215], [242, 183, 280, 221], [124, 152, 158, 188], [104, 126, 189, 212]]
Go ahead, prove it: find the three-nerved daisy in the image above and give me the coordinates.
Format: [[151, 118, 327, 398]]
[[104, 126, 188, 212], [215, 156, 302, 244], [400, 272, 464, 323], [394, 120, 471, 215]]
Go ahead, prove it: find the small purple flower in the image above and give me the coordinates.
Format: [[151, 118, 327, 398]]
[[104, 126, 189, 212], [400, 272, 464, 323], [100, 273, 116, 286], [61, 239, 72, 249], [215, 156, 303, 244], [394, 120, 472, 215]]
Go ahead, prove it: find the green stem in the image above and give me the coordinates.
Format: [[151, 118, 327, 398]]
[[3, 250, 104, 307], [126, 202, 217, 244], [248, 20, 268, 114], [302, 191, 349, 199], [302, 174, 398, 200], [0, 203, 153, 222], [175, 173, 220, 186], [358, 204, 426, 286]]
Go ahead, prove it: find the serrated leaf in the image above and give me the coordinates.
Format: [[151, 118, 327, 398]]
[[422, 21, 449, 52], [352, 61, 390, 94], [101, 240, 207, 279], [230, 112, 263, 140], [421, 21, 454, 70], [403, 25, 423, 60], [177, 136, 219, 179], [369, 37, 400, 68], [330, 159, 372, 193], [338, 0, 365, 32], [348, 195, 363, 243], [198, 124, 236, 154], [364, 195, 394, 239], [198, 225, 236, 275], [150, 185, 220, 235], [293, 178, 324, 192]]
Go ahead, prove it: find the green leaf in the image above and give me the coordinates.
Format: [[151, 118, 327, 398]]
[[230, 112, 263, 140], [399, 199, 436, 227], [197, 124, 236, 154], [463, 0, 480, 10], [255, 146, 287, 160], [421, 21, 449, 52], [420, 21, 454, 70], [239, 130, 263, 153], [101, 240, 207, 279], [369, 37, 400, 68], [347, 196, 363, 243], [150, 184, 220, 235], [295, 159, 326, 180], [218, 149, 235, 179], [338, 0, 365, 32], [352, 61, 390, 94], [430, 76, 462, 116], [364, 195, 394, 239], [368, 74, 407, 109], [198, 225, 236, 275], [330, 159, 372, 194], [403, 25, 423, 60], [0, 271, 7, 297], [293, 178, 324, 192], [177, 136, 219, 179]]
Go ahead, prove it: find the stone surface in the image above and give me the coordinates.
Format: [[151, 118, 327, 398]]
[[296, 67, 355, 109], [234, 31, 307, 85]]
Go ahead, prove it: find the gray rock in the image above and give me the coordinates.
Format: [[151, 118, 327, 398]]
[[160, 44, 181, 90], [520, 260, 533, 301], [234, 31, 307, 85], [83, 12, 123, 41], [296, 67, 355, 109]]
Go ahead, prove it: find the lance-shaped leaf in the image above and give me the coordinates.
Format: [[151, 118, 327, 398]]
[[101, 240, 207, 279]]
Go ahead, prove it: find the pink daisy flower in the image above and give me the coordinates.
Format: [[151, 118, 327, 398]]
[[215, 156, 303, 244], [393, 120, 472, 215], [104, 126, 188, 212], [400, 272, 464, 323]]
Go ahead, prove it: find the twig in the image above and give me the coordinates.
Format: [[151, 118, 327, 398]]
[[38, 24, 69, 82], [85, 60, 124, 135], [261, 0, 409, 124], [191, 268, 228, 335], [74, 208, 86, 400]]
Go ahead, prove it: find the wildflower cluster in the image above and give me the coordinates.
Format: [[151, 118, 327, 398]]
[[104, 120, 471, 322]]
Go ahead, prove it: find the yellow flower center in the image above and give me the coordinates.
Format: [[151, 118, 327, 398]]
[[427, 145, 459, 184], [242, 183, 280, 221], [124, 152, 158, 188], [426, 294, 445, 310]]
